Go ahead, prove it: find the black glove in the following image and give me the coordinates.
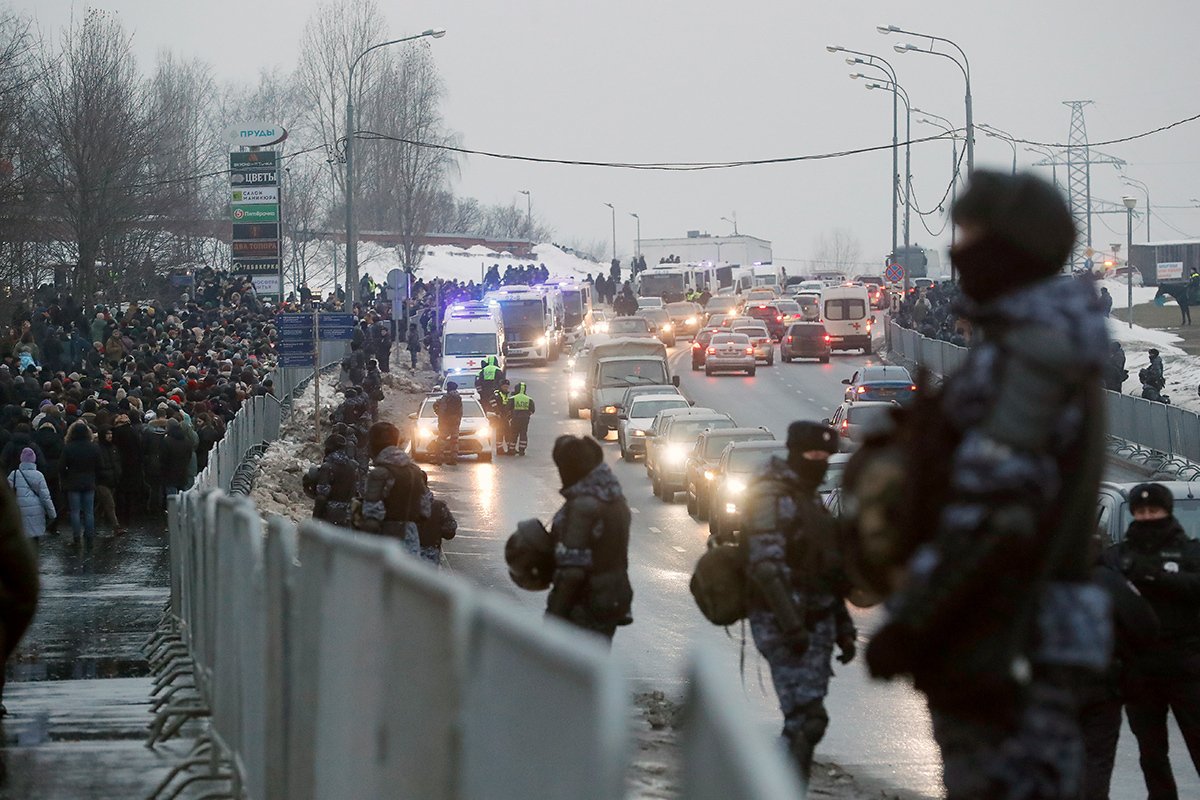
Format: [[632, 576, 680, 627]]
[[865, 621, 917, 680], [836, 633, 857, 665]]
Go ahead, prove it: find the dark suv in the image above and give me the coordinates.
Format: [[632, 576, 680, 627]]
[[780, 322, 831, 363], [744, 303, 786, 341], [691, 326, 721, 370], [685, 427, 774, 520]]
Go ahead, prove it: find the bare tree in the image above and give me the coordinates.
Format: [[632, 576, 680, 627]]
[[813, 228, 863, 274], [360, 44, 457, 276], [30, 9, 155, 297], [0, 8, 41, 305]]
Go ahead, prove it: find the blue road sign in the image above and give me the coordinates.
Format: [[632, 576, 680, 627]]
[[278, 352, 313, 367], [317, 312, 356, 341], [885, 262, 905, 283]]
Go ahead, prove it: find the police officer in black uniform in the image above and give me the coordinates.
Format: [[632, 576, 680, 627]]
[[1106, 483, 1200, 799], [356, 422, 432, 556]]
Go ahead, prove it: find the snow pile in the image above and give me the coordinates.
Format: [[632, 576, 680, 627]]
[[1104, 308, 1200, 413], [249, 362, 435, 523], [298, 241, 606, 292]]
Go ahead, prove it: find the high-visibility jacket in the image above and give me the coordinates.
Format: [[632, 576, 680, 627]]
[[511, 383, 535, 416]]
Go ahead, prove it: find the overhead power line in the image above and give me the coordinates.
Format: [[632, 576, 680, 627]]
[[350, 129, 957, 171], [1010, 110, 1200, 149]]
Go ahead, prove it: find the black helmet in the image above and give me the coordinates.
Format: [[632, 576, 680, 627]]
[[505, 519, 555, 591], [324, 434, 346, 453]]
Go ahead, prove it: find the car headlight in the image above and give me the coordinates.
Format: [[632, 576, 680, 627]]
[[686, 316, 697, 326], [596, 323, 609, 333], [725, 502, 738, 515], [703, 469, 715, 481], [603, 405, 618, 414], [417, 426, 435, 441], [569, 375, 584, 390], [665, 444, 688, 463], [725, 478, 747, 495], [663, 323, 673, 331], [536, 335, 547, 346], [630, 428, 646, 437]]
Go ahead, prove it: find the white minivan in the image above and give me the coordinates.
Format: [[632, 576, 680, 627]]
[[821, 285, 873, 354]]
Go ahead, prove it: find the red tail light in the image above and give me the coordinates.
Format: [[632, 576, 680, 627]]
[[691, 341, 700, 349], [707, 347, 716, 355], [823, 334, 831, 342], [786, 336, 793, 343], [842, 419, 849, 430], [776, 315, 783, 322], [744, 347, 754, 355]]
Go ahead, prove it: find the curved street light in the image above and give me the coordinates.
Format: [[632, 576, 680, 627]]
[[863, 76, 913, 290], [977, 123, 1017, 175], [828, 45, 901, 263], [345, 27, 447, 306], [880, 24, 974, 176], [1121, 176, 1152, 241]]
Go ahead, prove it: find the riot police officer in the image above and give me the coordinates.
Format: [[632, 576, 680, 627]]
[[363, 358, 384, 421], [303, 434, 358, 526], [508, 381, 535, 456], [356, 422, 431, 556], [741, 420, 856, 782]]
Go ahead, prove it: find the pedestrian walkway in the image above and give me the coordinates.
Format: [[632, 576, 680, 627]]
[[0, 524, 207, 798]]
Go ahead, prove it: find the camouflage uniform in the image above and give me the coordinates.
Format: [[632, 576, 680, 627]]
[[870, 277, 1112, 800], [743, 455, 854, 780]]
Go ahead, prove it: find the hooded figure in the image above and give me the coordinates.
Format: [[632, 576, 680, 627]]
[[356, 422, 431, 556], [864, 171, 1111, 800], [8, 448, 55, 540], [544, 435, 632, 641]]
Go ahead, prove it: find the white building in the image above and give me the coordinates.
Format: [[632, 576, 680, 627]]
[[639, 231, 772, 268]]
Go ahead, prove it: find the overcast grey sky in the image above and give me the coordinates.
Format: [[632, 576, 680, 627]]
[[19, 0, 1200, 269]]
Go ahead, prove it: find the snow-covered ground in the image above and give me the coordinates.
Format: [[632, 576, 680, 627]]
[[295, 240, 608, 294], [1099, 280, 1200, 412]]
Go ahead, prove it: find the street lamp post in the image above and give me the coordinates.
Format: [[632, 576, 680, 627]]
[[1121, 176, 1151, 242], [519, 189, 531, 240], [913, 109, 960, 256], [1124, 195, 1137, 328], [881, 25, 974, 177], [326, 156, 341, 301], [978, 123, 1017, 175], [721, 214, 738, 235], [861, 75, 912, 292], [829, 46, 900, 266], [630, 213, 641, 261], [603, 202, 616, 264], [345, 28, 445, 306]]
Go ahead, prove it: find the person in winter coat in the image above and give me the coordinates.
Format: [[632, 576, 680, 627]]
[[0, 423, 45, 475], [8, 448, 55, 546], [59, 420, 101, 544], [110, 414, 142, 519], [545, 435, 632, 641], [406, 323, 422, 370], [160, 420, 193, 497], [0, 475, 38, 716], [415, 471, 457, 566], [141, 412, 168, 512], [95, 426, 125, 535], [1105, 483, 1200, 799]]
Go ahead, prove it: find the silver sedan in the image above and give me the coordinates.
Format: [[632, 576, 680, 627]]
[[704, 333, 756, 377]]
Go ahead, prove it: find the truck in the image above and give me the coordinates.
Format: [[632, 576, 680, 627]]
[[1129, 240, 1200, 286], [587, 337, 677, 439], [441, 302, 505, 381], [485, 285, 558, 364]]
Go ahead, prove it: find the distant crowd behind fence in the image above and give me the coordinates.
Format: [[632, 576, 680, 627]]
[[887, 320, 1200, 477], [155, 340, 803, 799]]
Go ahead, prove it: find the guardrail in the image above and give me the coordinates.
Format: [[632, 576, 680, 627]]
[[886, 319, 1200, 479], [148, 336, 803, 798]]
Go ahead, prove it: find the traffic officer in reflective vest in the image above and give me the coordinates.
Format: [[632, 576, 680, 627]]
[[475, 356, 505, 412], [508, 382, 535, 456], [494, 379, 513, 456]]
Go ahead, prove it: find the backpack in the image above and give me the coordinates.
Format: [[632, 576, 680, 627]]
[[689, 543, 746, 626], [505, 518, 555, 591]]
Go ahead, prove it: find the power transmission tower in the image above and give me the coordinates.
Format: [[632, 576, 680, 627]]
[[1035, 101, 1126, 268]]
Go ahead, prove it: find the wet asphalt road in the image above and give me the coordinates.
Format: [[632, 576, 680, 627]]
[[420, 331, 1196, 799]]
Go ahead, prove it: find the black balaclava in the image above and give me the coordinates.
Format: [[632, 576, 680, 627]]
[[553, 434, 603, 489], [950, 170, 1076, 305], [785, 421, 839, 488]]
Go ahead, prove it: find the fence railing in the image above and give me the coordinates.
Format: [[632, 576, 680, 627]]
[[149, 336, 803, 799], [887, 319, 1200, 477]]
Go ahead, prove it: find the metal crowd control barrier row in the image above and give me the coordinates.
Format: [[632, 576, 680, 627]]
[[163, 494, 802, 800], [887, 319, 1200, 478]]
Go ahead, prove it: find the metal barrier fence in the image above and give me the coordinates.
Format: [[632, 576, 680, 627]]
[[146, 332, 803, 799], [887, 319, 1200, 477]]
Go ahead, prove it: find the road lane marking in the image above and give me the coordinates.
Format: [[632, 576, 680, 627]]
[[672, 546, 686, 553], [630, 507, 640, 514], [822, 406, 830, 411], [648, 526, 661, 533], [808, 398, 815, 402]]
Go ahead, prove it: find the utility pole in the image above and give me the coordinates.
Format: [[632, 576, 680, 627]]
[[603, 202, 616, 262], [630, 212, 641, 260], [519, 189, 531, 240]]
